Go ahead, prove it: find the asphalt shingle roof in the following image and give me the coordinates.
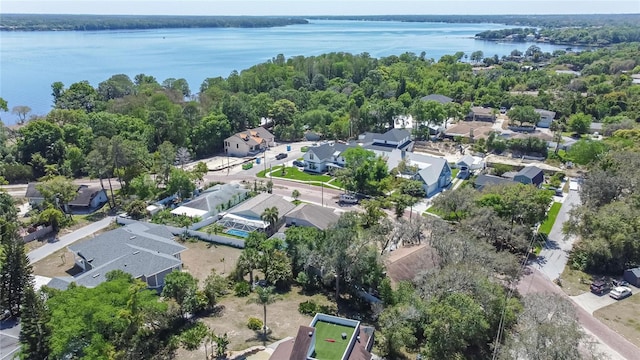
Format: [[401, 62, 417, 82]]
[[228, 193, 296, 220], [285, 203, 340, 230], [516, 166, 544, 180], [420, 94, 453, 104], [307, 143, 351, 161]]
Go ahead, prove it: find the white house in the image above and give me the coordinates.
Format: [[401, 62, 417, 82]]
[[67, 186, 109, 213], [358, 128, 412, 156], [303, 142, 350, 173], [170, 183, 248, 219], [534, 109, 556, 128], [224, 126, 275, 157], [385, 149, 452, 197], [455, 154, 485, 171]]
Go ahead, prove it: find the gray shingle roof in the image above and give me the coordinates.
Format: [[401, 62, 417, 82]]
[[516, 166, 543, 180], [228, 193, 296, 220], [25, 183, 43, 199], [68, 186, 104, 207], [534, 109, 556, 118], [420, 94, 453, 104], [179, 184, 248, 213], [456, 155, 474, 167], [50, 222, 185, 290], [374, 128, 410, 143], [474, 174, 516, 189], [307, 143, 351, 161], [285, 203, 340, 230], [413, 155, 448, 187]]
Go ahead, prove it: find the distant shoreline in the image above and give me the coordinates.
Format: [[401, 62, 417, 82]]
[[1, 13, 638, 32]]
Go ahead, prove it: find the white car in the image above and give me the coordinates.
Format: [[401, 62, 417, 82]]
[[609, 286, 632, 300]]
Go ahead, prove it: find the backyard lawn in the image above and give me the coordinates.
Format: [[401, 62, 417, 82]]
[[595, 292, 640, 346], [258, 167, 332, 182], [311, 321, 355, 360], [539, 202, 561, 235], [451, 168, 460, 179]]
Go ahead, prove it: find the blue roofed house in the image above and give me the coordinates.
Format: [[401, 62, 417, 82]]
[[514, 166, 544, 187], [47, 222, 186, 291]]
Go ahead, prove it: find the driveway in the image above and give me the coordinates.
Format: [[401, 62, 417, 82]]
[[27, 216, 115, 264], [535, 187, 581, 280], [0, 319, 20, 360], [571, 292, 618, 315]]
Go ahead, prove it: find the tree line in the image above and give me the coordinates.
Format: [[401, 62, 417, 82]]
[[0, 14, 308, 31]]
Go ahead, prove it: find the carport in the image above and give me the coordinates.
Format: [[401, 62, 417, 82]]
[[623, 267, 640, 286]]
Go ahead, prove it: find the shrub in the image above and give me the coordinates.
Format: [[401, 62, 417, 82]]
[[247, 317, 263, 331], [234, 281, 251, 297], [298, 300, 318, 316], [301, 146, 309, 152]]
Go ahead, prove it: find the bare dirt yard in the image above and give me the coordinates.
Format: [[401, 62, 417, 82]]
[[180, 240, 243, 281], [31, 245, 83, 278], [594, 291, 640, 347], [176, 286, 336, 359]]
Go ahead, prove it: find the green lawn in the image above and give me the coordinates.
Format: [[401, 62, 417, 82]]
[[261, 166, 332, 182], [312, 321, 355, 360], [539, 202, 561, 235], [451, 168, 460, 179]]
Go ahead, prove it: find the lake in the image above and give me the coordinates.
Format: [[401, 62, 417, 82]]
[[0, 20, 573, 124]]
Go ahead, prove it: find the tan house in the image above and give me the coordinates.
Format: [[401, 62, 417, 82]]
[[224, 126, 275, 157], [465, 107, 496, 122]]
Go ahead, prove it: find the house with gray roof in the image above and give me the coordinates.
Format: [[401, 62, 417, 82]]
[[465, 107, 496, 122], [218, 193, 296, 235], [171, 183, 248, 219], [473, 174, 516, 191], [285, 203, 341, 230], [303, 142, 351, 173], [514, 166, 544, 187], [48, 222, 186, 291], [420, 94, 453, 104], [383, 149, 451, 197], [534, 109, 556, 128]]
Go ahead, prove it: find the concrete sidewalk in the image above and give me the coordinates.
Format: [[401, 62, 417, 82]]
[[28, 216, 115, 264]]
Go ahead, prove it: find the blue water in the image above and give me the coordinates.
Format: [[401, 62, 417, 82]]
[[226, 228, 250, 238], [0, 20, 574, 124]]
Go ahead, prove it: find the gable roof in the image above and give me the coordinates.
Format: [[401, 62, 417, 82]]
[[411, 154, 448, 187], [25, 183, 43, 199], [249, 126, 274, 140], [456, 154, 475, 167], [420, 94, 453, 104], [470, 106, 495, 116], [51, 223, 186, 290], [374, 128, 410, 143], [307, 142, 351, 161], [516, 165, 544, 180], [285, 203, 340, 230], [68, 185, 104, 207], [228, 193, 296, 220], [534, 109, 556, 118], [474, 174, 516, 189], [172, 184, 247, 216]]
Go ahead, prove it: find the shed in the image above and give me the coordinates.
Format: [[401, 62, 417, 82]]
[[623, 267, 640, 287]]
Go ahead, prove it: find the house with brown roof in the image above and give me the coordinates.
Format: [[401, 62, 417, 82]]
[[465, 107, 496, 122], [67, 185, 108, 213], [270, 313, 374, 360], [224, 126, 275, 157]]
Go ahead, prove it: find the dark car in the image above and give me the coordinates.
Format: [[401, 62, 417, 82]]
[[1, 309, 11, 321], [275, 153, 288, 160], [293, 160, 305, 167], [590, 280, 611, 295]]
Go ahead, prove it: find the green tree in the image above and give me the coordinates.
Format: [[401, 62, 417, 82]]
[[36, 176, 78, 213], [291, 189, 300, 201], [378, 305, 416, 357], [247, 286, 278, 344], [337, 147, 389, 196], [179, 321, 209, 351], [260, 206, 279, 233], [411, 100, 447, 140], [19, 285, 51, 360], [126, 199, 148, 220], [0, 226, 33, 317], [423, 293, 490, 359], [154, 141, 175, 187], [17, 120, 65, 166], [567, 112, 592, 135], [167, 168, 195, 200], [567, 139, 607, 165], [507, 105, 539, 126], [161, 271, 199, 315]]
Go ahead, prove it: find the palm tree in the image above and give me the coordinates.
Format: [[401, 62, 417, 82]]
[[260, 206, 279, 234], [247, 286, 278, 344]]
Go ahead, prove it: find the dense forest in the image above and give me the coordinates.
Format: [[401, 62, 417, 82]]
[[308, 14, 640, 28], [476, 25, 640, 46], [0, 14, 308, 31]]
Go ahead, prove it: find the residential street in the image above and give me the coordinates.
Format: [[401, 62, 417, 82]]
[[535, 185, 581, 280], [519, 267, 635, 360], [27, 216, 115, 264]]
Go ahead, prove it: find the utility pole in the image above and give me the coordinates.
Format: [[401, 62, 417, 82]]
[[321, 181, 324, 207]]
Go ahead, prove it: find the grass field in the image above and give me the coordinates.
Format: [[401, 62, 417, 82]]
[[257, 167, 332, 182], [451, 168, 460, 179], [312, 321, 355, 360], [539, 202, 561, 235], [595, 292, 640, 346]]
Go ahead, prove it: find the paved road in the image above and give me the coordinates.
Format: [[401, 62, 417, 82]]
[[27, 216, 115, 264], [519, 267, 635, 360], [0, 319, 20, 360], [535, 186, 581, 280]]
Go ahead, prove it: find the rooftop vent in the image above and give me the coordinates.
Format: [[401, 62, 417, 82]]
[[308, 331, 313, 337]]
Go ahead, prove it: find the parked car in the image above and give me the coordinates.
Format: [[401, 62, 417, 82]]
[[275, 153, 288, 160], [590, 280, 611, 295], [1, 309, 11, 321], [293, 160, 305, 167], [613, 279, 629, 287], [339, 194, 359, 205], [609, 286, 632, 300]]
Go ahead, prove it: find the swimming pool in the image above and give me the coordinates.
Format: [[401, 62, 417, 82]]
[[226, 229, 250, 238]]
